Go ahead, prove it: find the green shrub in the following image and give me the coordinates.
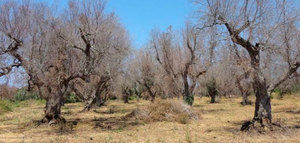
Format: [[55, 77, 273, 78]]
[[0, 100, 13, 113], [13, 89, 40, 102], [65, 93, 81, 103], [0, 100, 21, 114], [129, 95, 137, 101], [206, 78, 218, 103], [184, 95, 194, 106]]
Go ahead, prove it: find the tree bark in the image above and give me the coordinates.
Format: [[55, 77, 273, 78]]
[[249, 48, 272, 124], [210, 94, 216, 103], [123, 94, 129, 103], [253, 76, 272, 123], [145, 84, 156, 102], [241, 93, 252, 105], [236, 78, 252, 105], [182, 73, 194, 105], [43, 87, 65, 124]]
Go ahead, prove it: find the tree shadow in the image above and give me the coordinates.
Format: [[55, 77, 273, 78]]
[[93, 108, 132, 115], [285, 110, 300, 114], [93, 115, 142, 131], [200, 108, 226, 114]]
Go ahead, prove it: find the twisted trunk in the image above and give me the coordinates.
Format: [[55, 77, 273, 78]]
[[210, 94, 216, 103], [182, 73, 194, 105], [250, 50, 272, 124], [236, 78, 252, 105], [144, 84, 156, 102], [241, 93, 251, 105], [43, 87, 65, 124]]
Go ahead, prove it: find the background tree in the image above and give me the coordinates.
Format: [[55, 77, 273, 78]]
[[151, 24, 207, 105], [56, 0, 130, 111], [195, 0, 300, 129]]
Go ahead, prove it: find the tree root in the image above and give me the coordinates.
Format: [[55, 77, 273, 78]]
[[41, 115, 66, 125], [240, 100, 252, 106], [241, 119, 287, 133]]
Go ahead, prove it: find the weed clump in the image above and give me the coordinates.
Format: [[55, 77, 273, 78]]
[[0, 100, 14, 113], [126, 99, 200, 124]]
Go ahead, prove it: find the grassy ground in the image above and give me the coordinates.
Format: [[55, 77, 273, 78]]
[[0, 94, 299, 143]]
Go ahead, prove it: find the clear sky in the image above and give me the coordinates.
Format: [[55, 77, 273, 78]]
[[42, 0, 196, 48], [105, 0, 196, 48]]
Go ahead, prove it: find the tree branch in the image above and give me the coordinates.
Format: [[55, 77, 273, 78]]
[[268, 62, 300, 93]]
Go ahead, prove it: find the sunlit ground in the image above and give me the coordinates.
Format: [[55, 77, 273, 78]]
[[0, 94, 299, 143]]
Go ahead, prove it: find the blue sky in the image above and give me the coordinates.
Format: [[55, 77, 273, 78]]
[[43, 0, 196, 48], [105, 0, 196, 48]]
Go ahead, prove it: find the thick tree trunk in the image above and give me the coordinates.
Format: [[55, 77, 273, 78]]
[[72, 75, 110, 112], [250, 52, 272, 125], [182, 74, 194, 105], [123, 95, 129, 103], [241, 93, 252, 105], [82, 91, 97, 111], [82, 89, 107, 111], [236, 76, 252, 105], [43, 89, 65, 124], [241, 53, 272, 130], [253, 80, 272, 123], [144, 84, 156, 102], [210, 94, 216, 103]]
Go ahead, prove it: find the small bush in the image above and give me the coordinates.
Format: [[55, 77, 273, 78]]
[[0, 100, 13, 113], [128, 95, 137, 101], [65, 93, 81, 103], [0, 100, 20, 114], [126, 99, 200, 124], [184, 95, 194, 106], [13, 89, 40, 102], [206, 78, 219, 103]]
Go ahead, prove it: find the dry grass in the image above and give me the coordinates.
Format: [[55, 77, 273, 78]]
[[0, 94, 299, 143], [126, 99, 200, 124]]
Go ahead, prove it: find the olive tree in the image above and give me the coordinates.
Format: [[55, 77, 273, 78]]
[[151, 24, 207, 105], [195, 0, 299, 129], [56, 0, 130, 111]]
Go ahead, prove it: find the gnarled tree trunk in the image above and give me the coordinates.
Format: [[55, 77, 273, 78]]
[[249, 50, 272, 125], [182, 73, 194, 105], [253, 78, 272, 123], [241, 92, 251, 105], [241, 48, 272, 130], [43, 87, 65, 124], [144, 84, 156, 102]]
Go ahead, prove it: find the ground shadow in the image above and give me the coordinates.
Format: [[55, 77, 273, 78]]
[[93, 115, 142, 131], [200, 108, 226, 114]]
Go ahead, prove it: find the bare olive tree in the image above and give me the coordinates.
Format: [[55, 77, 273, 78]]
[[0, 0, 130, 123], [232, 45, 253, 105], [0, 1, 30, 78], [57, 0, 130, 111], [195, 0, 299, 129], [151, 24, 207, 105], [135, 49, 160, 102]]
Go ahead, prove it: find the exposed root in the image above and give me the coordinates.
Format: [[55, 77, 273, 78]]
[[241, 119, 288, 133], [41, 115, 66, 126]]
